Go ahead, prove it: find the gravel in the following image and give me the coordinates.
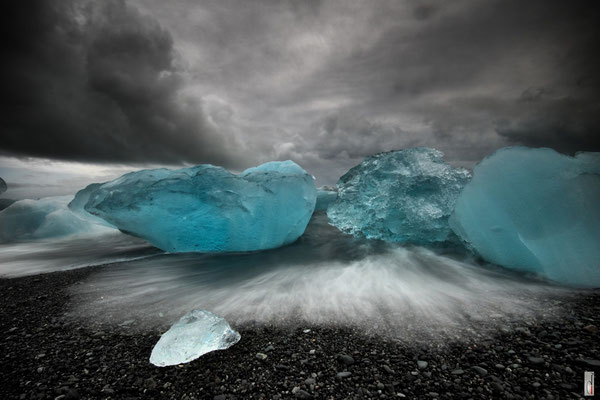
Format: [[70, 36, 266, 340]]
[[1, 265, 599, 399]]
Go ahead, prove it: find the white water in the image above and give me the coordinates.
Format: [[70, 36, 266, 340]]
[[0, 232, 159, 277], [0, 212, 570, 339], [50, 214, 569, 339]]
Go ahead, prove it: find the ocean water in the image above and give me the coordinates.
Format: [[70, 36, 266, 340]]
[[0, 231, 159, 277], [0, 212, 572, 339]]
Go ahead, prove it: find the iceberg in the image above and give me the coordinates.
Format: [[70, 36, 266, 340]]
[[150, 310, 240, 367], [327, 148, 471, 244], [315, 186, 337, 211], [0, 177, 6, 194], [0, 196, 114, 243], [68, 183, 115, 228], [82, 160, 317, 252], [449, 147, 600, 287]]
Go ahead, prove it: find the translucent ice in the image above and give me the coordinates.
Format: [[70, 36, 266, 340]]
[[315, 186, 337, 211], [0, 177, 6, 194], [328, 148, 471, 244], [82, 160, 317, 252], [68, 183, 115, 228], [449, 147, 600, 287], [150, 310, 240, 367], [0, 196, 114, 243]]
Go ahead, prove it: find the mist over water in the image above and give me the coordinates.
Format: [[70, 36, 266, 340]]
[[0, 232, 159, 277], [0, 213, 573, 339], [61, 213, 571, 340]]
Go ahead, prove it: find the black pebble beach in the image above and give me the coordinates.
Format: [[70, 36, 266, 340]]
[[1, 266, 598, 399]]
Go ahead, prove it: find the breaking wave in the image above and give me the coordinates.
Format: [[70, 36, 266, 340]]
[[64, 214, 571, 339]]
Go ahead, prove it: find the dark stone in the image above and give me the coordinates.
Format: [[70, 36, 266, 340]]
[[491, 382, 504, 392], [295, 389, 313, 399], [471, 366, 488, 376], [64, 390, 79, 400], [144, 377, 157, 389], [577, 359, 600, 367], [528, 357, 544, 365], [337, 354, 355, 366], [383, 365, 395, 374]]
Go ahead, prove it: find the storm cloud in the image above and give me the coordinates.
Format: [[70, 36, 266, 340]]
[[1, 0, 243, 167], [1, 0, 599, 185]]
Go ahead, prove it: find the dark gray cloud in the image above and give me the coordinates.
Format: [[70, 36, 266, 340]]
[[268, 0, 600, 165], [496, 93, 600, 154], [1, 0, 599, 185], [0, 0, 244, 167]]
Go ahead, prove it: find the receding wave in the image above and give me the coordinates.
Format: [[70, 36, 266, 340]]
[[0, 232, 159, 277], [67, 214, 571, 340]]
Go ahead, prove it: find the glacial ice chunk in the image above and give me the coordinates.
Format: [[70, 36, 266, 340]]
[[327, 148, 471, 244], [0, 196, 114, 243], [150, 310, 240, 367], [68, 183, 115, 228], [315, 186, 337, 211], [0, 177, 6, 194], [449, 147, 600, 287], [82, 160, 317, 252]]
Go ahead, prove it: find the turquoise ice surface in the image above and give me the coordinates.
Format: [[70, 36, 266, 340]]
[[450, 147, 600, 287], [81, 160, 316, 253]]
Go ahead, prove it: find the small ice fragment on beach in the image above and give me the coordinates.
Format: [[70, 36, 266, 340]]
[[150, 310, 240, 367], [328, 147, 470, 244]]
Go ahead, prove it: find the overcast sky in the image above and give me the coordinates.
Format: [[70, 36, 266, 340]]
[[1, 0, 599, 198]]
